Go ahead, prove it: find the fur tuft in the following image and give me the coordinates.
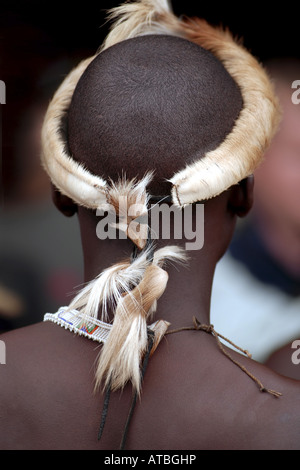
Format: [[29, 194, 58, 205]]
[[107, 172, 153, 249], [94, 263, 169, 393], [67, 247, 152, 322], [93, 245, 187, 393], [100, 0, 180, 52]]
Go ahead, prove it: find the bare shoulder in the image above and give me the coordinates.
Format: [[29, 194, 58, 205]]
[[0, 321, 101, 369], [0, 322, 78, 379], [0, 323, 53, 448], [128, 329, 300, 450], [0, 322, 104, 449], [0, 323, 50, 392], [1, 323, 300, 449]]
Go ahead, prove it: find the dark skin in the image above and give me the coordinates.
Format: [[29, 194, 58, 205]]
[[1, 178, 300, 450]]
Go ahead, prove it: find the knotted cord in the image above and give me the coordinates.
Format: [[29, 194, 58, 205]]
[[97, 315, 283, 448], [166, 317, 282, 398]]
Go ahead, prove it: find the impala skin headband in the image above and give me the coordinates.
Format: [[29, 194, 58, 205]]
[[41, 0, 280, 216]]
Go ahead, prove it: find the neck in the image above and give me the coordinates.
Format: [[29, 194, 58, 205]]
[[78, 210, 216, 330]]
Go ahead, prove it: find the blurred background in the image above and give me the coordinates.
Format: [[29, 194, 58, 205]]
[[0, 1, 299, 377]]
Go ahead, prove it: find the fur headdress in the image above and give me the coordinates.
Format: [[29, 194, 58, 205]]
[[41, 0, 280, 393]]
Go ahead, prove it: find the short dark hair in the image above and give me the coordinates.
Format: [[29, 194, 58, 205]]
[[68, 34, 243, 195]]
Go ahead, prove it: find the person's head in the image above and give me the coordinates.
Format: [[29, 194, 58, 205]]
[[41, 0, 279, 393], [64, 33, 251, 261], [253, 58, 300, 232]]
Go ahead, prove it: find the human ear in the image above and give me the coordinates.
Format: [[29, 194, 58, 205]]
[[227, 175, 254, 218], [51, 183, 78, 217]]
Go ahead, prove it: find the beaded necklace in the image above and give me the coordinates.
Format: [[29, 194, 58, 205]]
[[44, 307, 112, 343]]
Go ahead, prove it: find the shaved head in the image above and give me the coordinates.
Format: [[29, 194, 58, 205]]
[[68, 35, 243, 195]]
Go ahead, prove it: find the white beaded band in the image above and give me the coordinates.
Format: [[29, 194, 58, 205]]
[[44, 306, 166, 346], [44, 307, 112, 344]]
